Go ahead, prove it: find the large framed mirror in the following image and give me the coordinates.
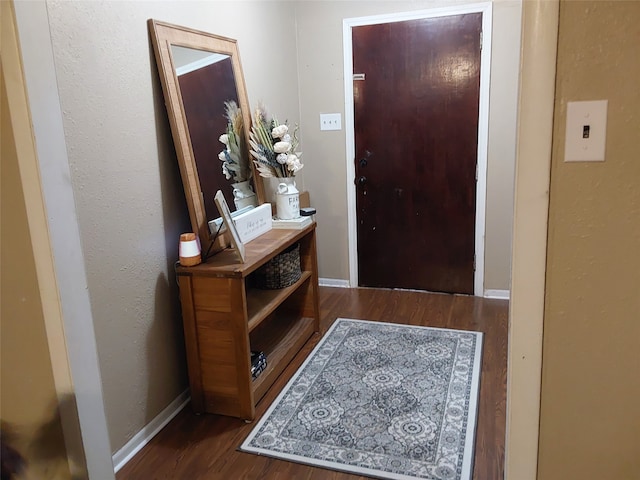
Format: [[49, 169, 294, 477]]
[[148, 19, 265, 254]]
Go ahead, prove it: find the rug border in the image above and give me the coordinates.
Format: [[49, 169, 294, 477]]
[[458, 320, 483, 479], [239, 317, 484, 480]]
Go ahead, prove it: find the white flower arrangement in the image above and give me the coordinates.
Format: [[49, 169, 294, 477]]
[[218, 101, 251, 182], [249, 102, 303, 178]]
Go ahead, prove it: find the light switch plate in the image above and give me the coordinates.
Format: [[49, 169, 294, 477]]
[[320, 113, 342, 131], [564, 100, 608, 162]]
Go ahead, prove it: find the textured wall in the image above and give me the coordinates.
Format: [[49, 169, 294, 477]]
[[539, 2, 640, 479], [294, 0, 521, 290], [43, 0, 301, 453]]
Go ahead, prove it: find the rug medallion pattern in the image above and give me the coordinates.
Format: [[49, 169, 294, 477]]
[[241, 318, 483, 480]]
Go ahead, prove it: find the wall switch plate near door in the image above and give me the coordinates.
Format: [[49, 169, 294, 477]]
[[564, 100, 608, 162], [320, 113, 342, 131]]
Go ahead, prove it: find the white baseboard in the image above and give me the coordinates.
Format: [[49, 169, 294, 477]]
[[319, 278, 350, 288], [112, 389, 190, 473], [484, 289, 510, 300]]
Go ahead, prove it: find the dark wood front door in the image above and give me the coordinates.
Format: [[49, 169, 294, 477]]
[[353, 13, 482, 294]]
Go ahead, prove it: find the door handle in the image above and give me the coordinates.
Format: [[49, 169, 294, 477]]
[[359, 150, 373, 167]]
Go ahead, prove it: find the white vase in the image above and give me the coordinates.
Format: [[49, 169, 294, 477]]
[[275, 177, 300, 220], [231, 180, 257, 210]]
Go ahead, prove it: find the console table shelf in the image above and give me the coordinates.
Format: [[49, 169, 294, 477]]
[[247, 270, 313, 332], [250, 315, 316, 403], [176, 223, 320, 420]]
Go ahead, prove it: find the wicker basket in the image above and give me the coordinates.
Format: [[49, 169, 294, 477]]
[[254, 243, 302, 289]]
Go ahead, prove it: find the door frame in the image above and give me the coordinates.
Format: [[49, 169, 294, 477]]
[[343, 3, 493, 295], [11, 1, 115, 478]]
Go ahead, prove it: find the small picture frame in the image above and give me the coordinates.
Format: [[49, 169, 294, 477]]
[[214, 190, 246, 263]]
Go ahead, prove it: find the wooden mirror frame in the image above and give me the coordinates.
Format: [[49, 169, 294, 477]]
[[148, 19, 265, 254]]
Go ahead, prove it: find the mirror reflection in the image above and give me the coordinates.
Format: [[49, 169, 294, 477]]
[[148, 19, 263, 252], [171, 45, 255, 221]]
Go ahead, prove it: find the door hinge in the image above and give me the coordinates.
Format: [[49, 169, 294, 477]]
[[473, 254, 476, 271], [475, 163, 478, 181], [480, 31, 483, 50]]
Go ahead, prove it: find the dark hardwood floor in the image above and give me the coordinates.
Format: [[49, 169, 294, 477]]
[[117, 287, 508, 480]]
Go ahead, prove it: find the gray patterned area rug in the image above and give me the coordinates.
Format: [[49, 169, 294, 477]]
[[240, 318, 483, 480]]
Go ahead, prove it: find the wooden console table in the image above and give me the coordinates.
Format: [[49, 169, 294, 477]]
[[175, 223, 320, 420]]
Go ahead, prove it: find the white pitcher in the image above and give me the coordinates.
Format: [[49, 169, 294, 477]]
[[232, 180, 257, 210], [276, 177, 300, 220]]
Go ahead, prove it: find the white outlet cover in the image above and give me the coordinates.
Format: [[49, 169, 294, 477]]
[[564, 100, 608, 162]]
